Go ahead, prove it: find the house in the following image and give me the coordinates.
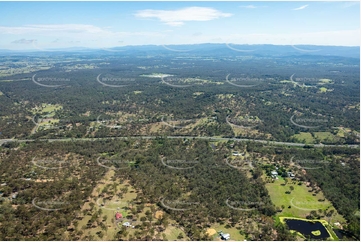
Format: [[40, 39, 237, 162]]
[[271, 171, 278, 176], [287, 172, 295, 178], [271, 171, 278, 179], [115, 212, 122, 220], [122, 222, 134, 228], [233, 151, 244, 156], [219, 231, 231, 241]]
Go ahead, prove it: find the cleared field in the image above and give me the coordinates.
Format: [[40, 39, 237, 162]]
[[216, 93, 235, 99], [31, 103, 63, 114], [314, 132, 338, 142], [292, 132, 314, 143], [293, 131, 340, 143], [280, 80, 300, 88], [163, 226, 187, 241], [319, 87, 327, 93], [38, 119, 60, 125], [265, 176, 345, 224], [318, 79, 333, 84], [335, 129, 346, 138], [207, 223, 246, 241], [193, 92, 204, 96]]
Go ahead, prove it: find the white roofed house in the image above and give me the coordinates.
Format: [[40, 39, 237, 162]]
[[287, 172, 295, 179], [122, 221, 135, 228], [10, 192, 18, 200], [219, 231, 231, 240], [232, 151, 240, 156], [271, 170, 278, 179]]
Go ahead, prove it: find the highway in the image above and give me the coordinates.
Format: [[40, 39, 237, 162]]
[[0, 136, 359, 149]]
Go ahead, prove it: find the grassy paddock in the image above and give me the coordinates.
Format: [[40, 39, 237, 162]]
[[265, 176, 345, 223]]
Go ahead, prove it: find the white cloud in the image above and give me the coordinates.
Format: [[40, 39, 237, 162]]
[[341, 1, 360, 8], [0, 24, 165, 49], [0, 24, 164, 38], [1, 25, 358, 49], [0, 24, 108, 35], [166, 22, 184, 27], [135, 7, 232, 26], [239, 5, 257, 9], [11, 38, 37, 44], [292, 5, 309, 11]]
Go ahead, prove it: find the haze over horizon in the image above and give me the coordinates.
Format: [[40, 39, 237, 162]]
[[0, 1, 359, 51]]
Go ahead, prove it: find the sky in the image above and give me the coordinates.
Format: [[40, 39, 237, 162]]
[[0, 1, 359, 50]]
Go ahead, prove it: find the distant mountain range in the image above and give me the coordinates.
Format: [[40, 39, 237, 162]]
[[0, 43, 359, 59]]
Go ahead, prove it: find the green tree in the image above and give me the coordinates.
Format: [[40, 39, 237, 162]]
[[177, 233, 184, 239], [289, 186, 294, 193]]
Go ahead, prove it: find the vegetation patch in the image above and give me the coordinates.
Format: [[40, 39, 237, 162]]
[[265, 176, 344, 223], [292, 132, 315, 144]]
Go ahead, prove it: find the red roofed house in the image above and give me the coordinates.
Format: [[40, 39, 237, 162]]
[[115, 212, 122, 220]]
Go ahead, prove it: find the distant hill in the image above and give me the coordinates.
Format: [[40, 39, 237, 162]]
[[0, 43, 359, 59], [93, 43, 360, 59]]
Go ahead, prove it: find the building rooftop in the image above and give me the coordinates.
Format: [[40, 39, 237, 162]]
[[222, 233, 230, 240]]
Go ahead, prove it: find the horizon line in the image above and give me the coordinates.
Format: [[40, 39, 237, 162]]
[[1, 42, 360, 52]]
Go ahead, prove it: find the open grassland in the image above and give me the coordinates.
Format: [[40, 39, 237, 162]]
[[292, 132, 315, 143], [31, 103, 63, 115], [265, 176, 345, 224], [314, 132, 338, 142], [318, 79, 333, 84], [207, 223, 246, 241], [292, 131, 339, 144], [319, 87, 328, 93]]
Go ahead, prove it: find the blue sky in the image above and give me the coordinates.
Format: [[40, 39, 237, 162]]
[[0, 1, 359, 50]]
